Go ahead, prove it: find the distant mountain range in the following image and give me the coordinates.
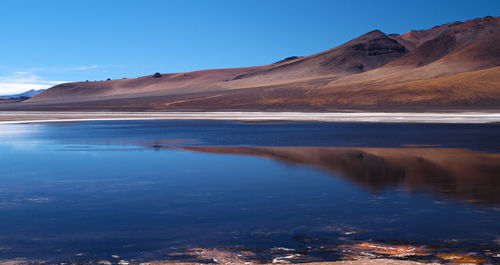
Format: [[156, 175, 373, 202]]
[[4, 16, 500, 111], [1, 89, 46, 99]]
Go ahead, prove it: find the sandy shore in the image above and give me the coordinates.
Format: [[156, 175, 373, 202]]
[[0, 111, 500, 124]]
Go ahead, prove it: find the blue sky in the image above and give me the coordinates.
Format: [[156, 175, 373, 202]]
[[0, 0, 498, 94]]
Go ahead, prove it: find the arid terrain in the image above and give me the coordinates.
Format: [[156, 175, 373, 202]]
[[1, 16, 499, 111], [2, 2, 500, 264]]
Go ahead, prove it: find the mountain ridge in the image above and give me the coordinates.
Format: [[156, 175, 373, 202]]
[[3, 16, 499, 111], [1, 89, 46, 99]]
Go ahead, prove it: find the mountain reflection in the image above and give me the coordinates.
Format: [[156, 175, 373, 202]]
[[172, 146, 500, 205]]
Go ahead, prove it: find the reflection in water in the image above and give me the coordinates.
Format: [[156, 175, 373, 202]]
[[0, 121, 499, 264], [177, 146, 500, 205]]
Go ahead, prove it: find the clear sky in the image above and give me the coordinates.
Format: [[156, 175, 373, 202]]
[[0, 0, 498, 94]]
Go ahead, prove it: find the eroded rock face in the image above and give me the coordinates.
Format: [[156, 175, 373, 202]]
[[351, 37, 408, 56]]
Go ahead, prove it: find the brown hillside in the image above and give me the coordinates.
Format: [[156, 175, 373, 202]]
[[4, 16, 498, 111]]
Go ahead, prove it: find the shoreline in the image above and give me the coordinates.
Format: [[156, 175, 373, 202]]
[[0, 259, 441, 265], [1, 111, 500, 124]]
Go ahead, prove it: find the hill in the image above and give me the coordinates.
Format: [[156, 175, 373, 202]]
[[4, 16, 499, 111]]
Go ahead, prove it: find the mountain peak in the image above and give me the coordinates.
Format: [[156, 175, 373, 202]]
[[350, 29, 388, 42], [367, 29, 385, 35], [2, 89, 46, 99], [16, 16, 500, 111]]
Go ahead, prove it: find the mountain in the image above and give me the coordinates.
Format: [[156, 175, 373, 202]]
[[2, 89, 47, 99], [5, 16, 500, 111]]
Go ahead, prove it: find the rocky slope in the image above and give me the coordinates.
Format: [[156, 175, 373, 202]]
[[8, 16, 500, 111]]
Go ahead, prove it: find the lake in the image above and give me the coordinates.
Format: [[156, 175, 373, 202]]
[[0, 120, 499, 264]]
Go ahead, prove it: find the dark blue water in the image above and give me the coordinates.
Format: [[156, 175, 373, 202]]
[[2, 120, 500, 151], [0, 120, 499, 263]]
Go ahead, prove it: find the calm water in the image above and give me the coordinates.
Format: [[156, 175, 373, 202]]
[[0, 120, 499, 263]]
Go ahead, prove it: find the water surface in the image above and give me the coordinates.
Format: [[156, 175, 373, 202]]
[[0, 120, 499, 263]]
